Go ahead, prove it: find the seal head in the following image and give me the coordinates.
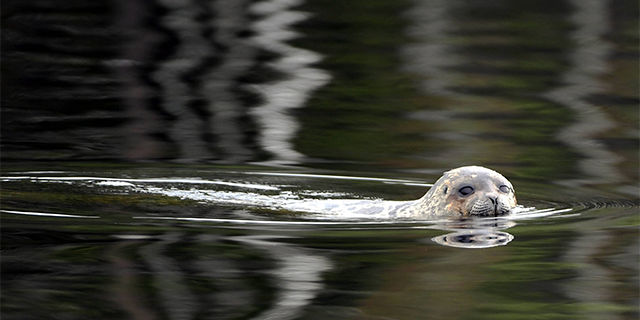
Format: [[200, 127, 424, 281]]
[[412, 166, 517, 218]]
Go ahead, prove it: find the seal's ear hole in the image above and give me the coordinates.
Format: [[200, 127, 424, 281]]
[[458, 186, 474, 196], [499, 185, 510, 193], [444, 187, 448, 194]]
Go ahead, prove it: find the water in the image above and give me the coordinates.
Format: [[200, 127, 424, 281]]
[[1, 164, 637, 319], [1, 0, 639, 319]]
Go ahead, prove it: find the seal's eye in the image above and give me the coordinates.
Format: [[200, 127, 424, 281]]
[[458, 186, 474, 196], [499, 185, 510, 193]]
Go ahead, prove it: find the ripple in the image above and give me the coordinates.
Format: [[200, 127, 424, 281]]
[[1, 176, 279, 190], [508, 206, 575, 220], [248, 171, 432, 186], [1, 210, 100, 219], [2, 171, 599, 250], [572, 199, 640, 209]]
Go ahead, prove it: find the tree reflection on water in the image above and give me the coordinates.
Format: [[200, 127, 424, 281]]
[[1, 0, 638, 319], [2, 0, 637, 192]]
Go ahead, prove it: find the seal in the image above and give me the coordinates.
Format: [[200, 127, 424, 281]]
[[395, 165, 517, 219], [292, 166, 517, 220]]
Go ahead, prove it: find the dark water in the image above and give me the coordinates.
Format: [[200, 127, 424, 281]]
[[1, 0, 639, 319]]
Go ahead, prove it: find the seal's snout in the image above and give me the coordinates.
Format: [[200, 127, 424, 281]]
[[468, 193, 511, 217]]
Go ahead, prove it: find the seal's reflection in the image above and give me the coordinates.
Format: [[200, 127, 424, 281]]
[[430, 219, 516, 249]]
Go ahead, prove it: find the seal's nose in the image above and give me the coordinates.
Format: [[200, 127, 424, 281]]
[[487, 194, 498, 212]]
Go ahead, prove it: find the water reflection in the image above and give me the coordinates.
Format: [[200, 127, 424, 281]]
[[427, 206, 576, 248], [2, 0, 636, 194], [561, 227, 623, 320], [544, 0, 625, 188], [430, 219, 516, 249], [2, 0, 638, 318], [2, 227, 331, 320], [401, 0, 458, 97], [153, 0, 212, 162], [139, 232, 199, 320], [2, 168, 637, 319], [432, 231, 514, 248], [235, 235, 332, 320], [114, 0, 171, 160], [129, 232, 331, 320], [249, 0, 331, 164], [113, 0, 330, 163], [205, 1, 258, 162]]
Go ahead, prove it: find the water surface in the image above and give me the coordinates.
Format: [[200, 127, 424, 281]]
[[1, 0, 638, 319], [2, 164, 638, 320]]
